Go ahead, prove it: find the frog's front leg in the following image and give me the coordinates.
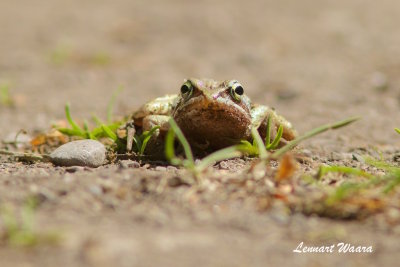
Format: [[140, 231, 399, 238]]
[[129, 94, 177, 154], [141, 115, 170, 155], [251, 105, 297, 147], [119, 115, 170, 153]]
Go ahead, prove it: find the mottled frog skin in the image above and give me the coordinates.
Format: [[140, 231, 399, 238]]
[[130, 78, 297, 153]]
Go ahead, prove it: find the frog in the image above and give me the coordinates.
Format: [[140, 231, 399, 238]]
[[124, 78, 297, 155]]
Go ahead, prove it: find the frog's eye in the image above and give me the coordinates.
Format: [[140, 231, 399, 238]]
[[180, 81, 193, 95], [229, 82, 244, 101]]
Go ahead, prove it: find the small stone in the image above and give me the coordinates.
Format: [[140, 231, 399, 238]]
[[89, 185, 103, 196], [155, 166, 166, 171], [49, 140, 106, 167], [352, 153, 365, 163], [301, 149, 313, 157], [276, 88, 298, 100], [168, 177, 189, 187], [142, 164, 150, 169], [329, 152, 343, 161], [119, 160, 140, 169]]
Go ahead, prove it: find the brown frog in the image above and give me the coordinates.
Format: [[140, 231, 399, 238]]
[[127, 78, 297, 154]]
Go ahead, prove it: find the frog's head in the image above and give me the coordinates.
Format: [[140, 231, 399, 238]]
[[172, 78, 252, 150]]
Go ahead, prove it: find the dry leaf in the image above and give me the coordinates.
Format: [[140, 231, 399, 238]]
[[275, 153, 297, 182]]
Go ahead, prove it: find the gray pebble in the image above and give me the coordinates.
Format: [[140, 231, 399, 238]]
[[50, 140, 106, 167], [352, 153, 365, 163], [89, 185, 103, 196], [155, 166, 167, 171], [301, 149, 313, 157], [166, 166, 177, 171]]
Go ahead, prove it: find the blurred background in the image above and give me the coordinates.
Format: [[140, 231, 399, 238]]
[[1, 0, 400, 148]]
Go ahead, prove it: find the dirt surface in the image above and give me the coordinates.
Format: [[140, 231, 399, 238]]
[[1, 0, 400, 266]]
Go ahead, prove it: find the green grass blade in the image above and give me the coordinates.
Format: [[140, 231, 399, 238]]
[[133, 134, 142, 152], [101, 125, 117, 141], [236, 140, 258, 156], [318, 165, 374, 179], [83, 121, 96, 139], [325, 182, 360, 205], [195, 146, 242, 173], [90, 127, 104, 137], [383, 175, 400, 193], [271, 116, 360, 159], [65, 103, 84, 134], [165, 128, 183, 165], [251, 128, 268, 159], [239, 140, 253, 147], [168, 118, 194, 165], [268, 125, 283, 150], [265, 116, 271, 147], [139, 126, 160, 155], [132, 135, 139, 152], [57, 128, 84, 137], [92, 115, 103, 126], [395, 128, 400, 135], [365, 157, 396, 171]]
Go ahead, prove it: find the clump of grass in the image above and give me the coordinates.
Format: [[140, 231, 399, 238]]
[[56, 88, 160, 155], [133, 126, 160, 156], [318, 157, 400, 205], [365, 157, 400, 194], [324, 182, 364, 206], [57, 87, 124, 145], [57, 103, 121, 142], [317, 165, 374, 179], [237, 116, 283, 160], [270, 117, 360, 159], [165, 116, 360, 176], [237, 117, 360, 160], [0, 198, 60, 247], [265, 116, 284, 150]]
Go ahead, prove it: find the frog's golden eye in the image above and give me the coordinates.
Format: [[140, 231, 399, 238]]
[[180, 81, 194, 95], [229, 82, 244, 101]]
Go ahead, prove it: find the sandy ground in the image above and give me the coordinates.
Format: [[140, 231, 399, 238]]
[[1, 0, 400, 266]]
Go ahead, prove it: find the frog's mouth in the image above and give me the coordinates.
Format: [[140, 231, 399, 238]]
[[173, 95, 252, 149]]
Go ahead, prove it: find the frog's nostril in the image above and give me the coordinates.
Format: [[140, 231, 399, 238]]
[[212, 92, 220, 100]]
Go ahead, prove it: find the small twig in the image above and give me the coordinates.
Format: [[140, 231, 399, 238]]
[[0, 150, 49, 162]]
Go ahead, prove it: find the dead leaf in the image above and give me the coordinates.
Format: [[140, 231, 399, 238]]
[[275, 153, 297, 182], [30, 129, 68, 153]]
